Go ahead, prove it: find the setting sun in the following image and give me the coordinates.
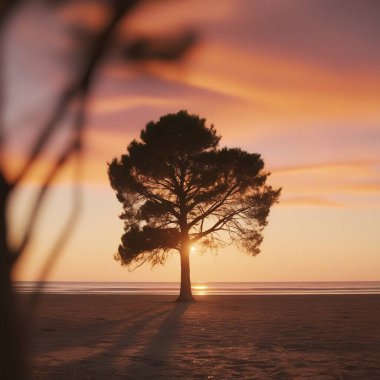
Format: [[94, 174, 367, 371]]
[[190, 245, 197, 255]]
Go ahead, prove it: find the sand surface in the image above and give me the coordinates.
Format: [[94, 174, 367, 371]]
[[20, 294, 380, 379]]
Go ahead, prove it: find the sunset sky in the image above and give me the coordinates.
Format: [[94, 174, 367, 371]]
[[7, 0, 380, 282]]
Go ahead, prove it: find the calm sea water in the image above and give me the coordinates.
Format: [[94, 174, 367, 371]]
[[13, 281, 380, 295]]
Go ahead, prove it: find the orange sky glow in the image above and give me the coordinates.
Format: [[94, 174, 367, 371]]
[[6, 0, 380, 282]]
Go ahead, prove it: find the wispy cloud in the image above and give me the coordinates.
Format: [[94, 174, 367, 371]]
[[272, 160, 380, 175], [280, 196, 345, 208]]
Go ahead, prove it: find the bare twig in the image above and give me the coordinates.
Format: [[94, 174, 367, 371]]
[[24, 93, 87, 317], [11, 0, 139, 189]]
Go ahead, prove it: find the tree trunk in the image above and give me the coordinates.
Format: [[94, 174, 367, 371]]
[[176, 242, 194, 302], [0, 176, 27, 380]]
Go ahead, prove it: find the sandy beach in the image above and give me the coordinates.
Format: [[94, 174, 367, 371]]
[[20, 294, 380, 379]]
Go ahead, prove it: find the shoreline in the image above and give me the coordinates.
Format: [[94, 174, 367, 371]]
[[14, 280, 380, 297], [21, 294, 380, 379]]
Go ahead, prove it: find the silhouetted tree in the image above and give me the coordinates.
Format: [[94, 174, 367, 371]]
[[108, 110, 281, 302]]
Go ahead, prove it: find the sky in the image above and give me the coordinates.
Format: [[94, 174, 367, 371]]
[[5, 0, 380, 282]]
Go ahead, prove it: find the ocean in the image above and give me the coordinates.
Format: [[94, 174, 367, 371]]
[[13, 281, 380, 295]]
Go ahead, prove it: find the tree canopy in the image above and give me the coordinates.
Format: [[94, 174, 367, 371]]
[[108, 110, 280, 301]]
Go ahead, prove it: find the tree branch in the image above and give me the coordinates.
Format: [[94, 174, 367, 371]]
[[11, 0, 138, 189], [12, 78, 89, 259], [141, 190, 180, 219], [191, 204, 252, 242], [188, 181, 239, 228]]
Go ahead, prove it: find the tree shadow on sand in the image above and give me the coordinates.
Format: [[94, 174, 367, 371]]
[[125, 302, 191, 378], [34, 301, 191, 379]]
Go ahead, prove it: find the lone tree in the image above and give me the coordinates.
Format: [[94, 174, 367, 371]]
[[108, 111, 280, 302]]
